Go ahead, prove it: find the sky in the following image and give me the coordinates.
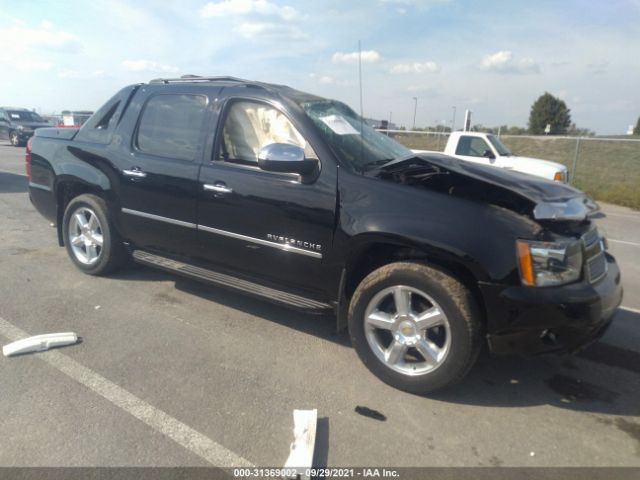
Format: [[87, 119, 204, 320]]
[[0, 0, 638, 134]]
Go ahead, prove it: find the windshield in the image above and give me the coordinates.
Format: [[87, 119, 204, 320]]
[[301, 100, 412, 172], [7, 110, 45, 123], [487, 134, 512, 156]]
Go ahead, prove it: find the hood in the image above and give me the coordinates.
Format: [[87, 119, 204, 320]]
[[374, 153, 597, 221], [509, 155, 567, 172]]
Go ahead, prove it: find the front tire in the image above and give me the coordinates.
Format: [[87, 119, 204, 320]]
[[9, 131, 22, 147], [62, 194, 126, 275], [348, 262, 482, 394]]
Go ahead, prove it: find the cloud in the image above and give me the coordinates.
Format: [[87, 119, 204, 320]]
[[480, 50, 540, 74], [390, 61, 439, 74], [200, 0, 299, 20], [587, 61, 608, 75], [235, 21, 306, 39], [121, 60, 179, 73], [406, 85, 439, 98], [332, 50, 381, 64], [309, 73, 352, 87], [57, 69, 107, 79], [13, 60, 54, 72], [379, 0, 450, 9], [0, 20, 81, 54]]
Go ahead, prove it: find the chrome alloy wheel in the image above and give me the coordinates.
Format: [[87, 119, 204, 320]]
[[68, 207, 104, 265], [364, 285, 451, 376]]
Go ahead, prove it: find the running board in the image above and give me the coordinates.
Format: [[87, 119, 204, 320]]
[[132, 250, 333, 312]]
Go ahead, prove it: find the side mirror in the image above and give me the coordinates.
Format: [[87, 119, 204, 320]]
[[482, 149, 496, 159], [258, 143, 319, 176]]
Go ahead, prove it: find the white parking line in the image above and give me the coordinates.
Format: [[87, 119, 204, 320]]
[[0, 169, 26, 176], [601, 212, 640, 220], [0, 315, 253, 467], [621, 306, 640, 315], [608, 239, 640, 247]]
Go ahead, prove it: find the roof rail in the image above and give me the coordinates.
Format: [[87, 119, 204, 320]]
[[148, 75, 268, 90]]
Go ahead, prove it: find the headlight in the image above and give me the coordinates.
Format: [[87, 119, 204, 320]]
[[17, 125, 24, 130], [516, 239, 583, 286]]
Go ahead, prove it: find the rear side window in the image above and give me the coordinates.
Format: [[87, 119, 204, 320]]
[[76, 85, 138, 144], [455, 136, 491, 157], [136, 94, 207, 161]]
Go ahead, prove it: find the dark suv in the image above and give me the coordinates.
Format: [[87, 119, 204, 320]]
[[26, 76, 623, 393], [0, 107, 50, 146]]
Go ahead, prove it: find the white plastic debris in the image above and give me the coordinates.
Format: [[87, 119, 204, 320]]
[[2, 332, 79, 357], [284, 409, 318, 480], [530, 451, 536, 457]]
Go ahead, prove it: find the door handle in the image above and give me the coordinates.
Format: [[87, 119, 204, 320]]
[[123, 167, 147, 178], [203, 183, 233, 194]]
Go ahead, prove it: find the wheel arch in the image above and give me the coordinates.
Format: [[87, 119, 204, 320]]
[[55, 178, 111, 246], [337, 234, 488, 332]]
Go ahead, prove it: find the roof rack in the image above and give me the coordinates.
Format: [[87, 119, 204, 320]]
[[148, 75, 268, 90]]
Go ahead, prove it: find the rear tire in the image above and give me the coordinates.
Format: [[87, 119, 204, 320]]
[[348, 262, 482, 394], [62, 194, 126, 275]]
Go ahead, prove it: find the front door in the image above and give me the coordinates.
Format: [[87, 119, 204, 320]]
[[196, 95, 336, 296]]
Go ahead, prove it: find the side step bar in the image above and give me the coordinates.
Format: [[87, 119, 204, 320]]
[[132, 250, 333, 312]]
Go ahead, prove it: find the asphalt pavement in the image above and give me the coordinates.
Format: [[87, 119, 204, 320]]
[[1, 142, 639, 468]]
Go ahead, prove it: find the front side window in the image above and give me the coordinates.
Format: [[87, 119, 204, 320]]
[[487, 134, 512, 156], [137, 94, 207, 161], [218, 100, 309, 166], [455, 136, 492, 157]]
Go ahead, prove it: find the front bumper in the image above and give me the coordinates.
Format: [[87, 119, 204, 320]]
[[481, 253, 623, 355]]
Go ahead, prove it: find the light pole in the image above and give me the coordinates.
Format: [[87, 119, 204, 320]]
[[412, 97, 418, 130], [451, 106, 457, 132]]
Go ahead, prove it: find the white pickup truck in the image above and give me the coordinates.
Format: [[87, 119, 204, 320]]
[[414, 131, 569, 183]]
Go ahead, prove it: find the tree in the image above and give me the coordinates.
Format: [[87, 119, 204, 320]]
[[528, 92, 572, 135], [634, 116, 640, 135]]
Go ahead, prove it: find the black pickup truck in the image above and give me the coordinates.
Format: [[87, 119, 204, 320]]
[[27, 76, 623, 393]]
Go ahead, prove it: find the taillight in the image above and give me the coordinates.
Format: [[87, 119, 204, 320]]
[[25, 136, 33, 181]]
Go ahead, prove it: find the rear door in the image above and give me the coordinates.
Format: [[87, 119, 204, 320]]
[[113, 87, 218, 256], [195, 91, 337, 295]]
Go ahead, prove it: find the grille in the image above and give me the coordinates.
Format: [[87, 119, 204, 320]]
[[587, 252, 607, 283], [583, 227, 600, 248], [582, 227, 607, 283]]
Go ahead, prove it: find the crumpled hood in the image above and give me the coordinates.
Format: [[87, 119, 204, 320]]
[[379, 153, 597, 221]]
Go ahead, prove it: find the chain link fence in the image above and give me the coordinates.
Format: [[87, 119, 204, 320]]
[[387, 130, 640, 210]]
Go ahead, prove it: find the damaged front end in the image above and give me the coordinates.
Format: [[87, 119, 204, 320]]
[[370, 153, 622, 356], [372, 153, 599, 223]]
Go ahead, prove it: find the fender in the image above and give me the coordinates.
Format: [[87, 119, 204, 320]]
[[52, 146, 117, 246]]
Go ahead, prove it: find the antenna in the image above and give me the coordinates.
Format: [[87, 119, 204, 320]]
[[358, 40, 365, 169], [358, 40, 364, 119]]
